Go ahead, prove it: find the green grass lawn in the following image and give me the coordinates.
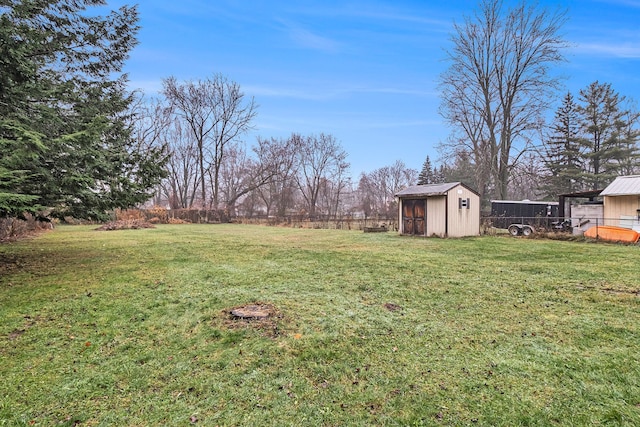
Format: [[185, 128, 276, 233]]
[[1, 224, 639, 426]]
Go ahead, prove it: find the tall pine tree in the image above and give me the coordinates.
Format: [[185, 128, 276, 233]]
[[577, 81, 634, 190], [617, 109, 640, 175], [0, 0, 167, 220], [417, 156, 434, 185], [543, 92, 584, 197]]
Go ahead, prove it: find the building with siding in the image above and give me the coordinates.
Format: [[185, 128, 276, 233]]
[[395, 182, 480, 237], [600, 175, 640, 231]]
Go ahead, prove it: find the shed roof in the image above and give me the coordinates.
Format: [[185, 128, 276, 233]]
[[491, 199, 558, 205], [600, 175, 640, 196], [558, 189, 603, 198], [395, 182, 477, 198]]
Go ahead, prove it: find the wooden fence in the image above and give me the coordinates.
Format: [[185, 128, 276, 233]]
[[115, 208, 398, 231]]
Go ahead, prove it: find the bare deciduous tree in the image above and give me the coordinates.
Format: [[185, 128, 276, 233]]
[[219, 143, 255, 213], [318, 166, 351, 219], [508, 153, 545, 200], [126, 94, 172, 206], [439, 0, 567, 201], [221, 135, 309, 216], [358, 160, 416, 217], [295, 133, 350, 219], [162, 119, 200, 208], [162, 74, 257, 208], [254, 135, 302, 217], [128, 93, 171, 156]]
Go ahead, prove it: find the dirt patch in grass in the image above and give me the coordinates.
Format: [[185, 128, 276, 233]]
[[223, 302, 284, 337], [6, 316, 37, 340], [383, 302, 403, 312], [8, 328, 26, 340], [95, 220, 155, 231], [0, 253, 25, 276], [576, 284, 640, 296]]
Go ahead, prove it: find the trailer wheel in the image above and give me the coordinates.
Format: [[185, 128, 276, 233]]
[[522, 226, 534, 236], [508, 225, 520, 236]]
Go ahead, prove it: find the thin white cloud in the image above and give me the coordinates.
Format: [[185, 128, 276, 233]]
[[244, 85, 330, 101], [125, 80, 436, 102], [143, 0, 222, 18], [272, 18, 342, 53], [127, 79, 164, 95], [288, 3, 451, 33], [288, 26, 341, 52], [245, 84, 436, 101], [594, 0, 640, 7], [352, 118, 439, 129], [344, 9, 451, 32], [573, 42, 640, 58], [253, 116, 438, 137], [350, 87, 437, 97]]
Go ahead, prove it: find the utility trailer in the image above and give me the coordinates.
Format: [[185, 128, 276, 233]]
[[490, 200, 561, 236]]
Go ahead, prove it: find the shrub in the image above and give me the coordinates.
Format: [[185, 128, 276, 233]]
[[0, 215, 52, 242]]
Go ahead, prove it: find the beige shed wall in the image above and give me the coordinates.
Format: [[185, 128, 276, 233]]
[[426, 196, 447, 237], [446, 185, 480, 237], [604, 195, 640, 226], [397, 184, 480, 237]]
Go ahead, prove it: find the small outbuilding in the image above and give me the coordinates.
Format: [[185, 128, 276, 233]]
[[395, 182, 480, 237], [600, 175, 640, 231]]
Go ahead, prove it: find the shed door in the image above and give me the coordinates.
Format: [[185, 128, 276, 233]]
[[402, 199, 426, 235]]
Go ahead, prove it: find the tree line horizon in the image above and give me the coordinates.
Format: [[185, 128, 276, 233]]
[[1, 0, 638, 223]]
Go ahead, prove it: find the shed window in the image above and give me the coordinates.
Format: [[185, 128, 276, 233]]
[[459, 197, 470, 209]]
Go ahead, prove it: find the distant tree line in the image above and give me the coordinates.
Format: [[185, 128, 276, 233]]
[[417, 83, 640, 208], [146, 87, 355, 219], [3, 0, 639, 225], [428, 80, 640, 206], [143, 78, 415, 219]]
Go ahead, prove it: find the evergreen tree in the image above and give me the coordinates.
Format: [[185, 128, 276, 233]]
[[542, 92, 584, 197], [441, 152, 477, 185], [577, 81, 634, 190], [617, 109, 640, 175], [434, 165, 446, 184], [0, 1, 167, 220], [417, 156, 434, 185]]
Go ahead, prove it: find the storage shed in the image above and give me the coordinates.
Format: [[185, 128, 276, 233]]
[[395, 182, 480, 237], [600, 175, 640, 231]]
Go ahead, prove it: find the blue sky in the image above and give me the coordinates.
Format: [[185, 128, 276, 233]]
[[102, 0, 640, 177]]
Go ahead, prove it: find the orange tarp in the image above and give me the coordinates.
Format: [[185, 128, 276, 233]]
[[584, 225, 640, 243]]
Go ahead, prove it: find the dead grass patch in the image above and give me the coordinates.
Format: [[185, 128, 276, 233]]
[[95, 219, 155, 231]]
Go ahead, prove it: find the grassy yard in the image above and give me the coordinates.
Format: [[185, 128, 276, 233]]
[[1, 224, 639, 426]]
